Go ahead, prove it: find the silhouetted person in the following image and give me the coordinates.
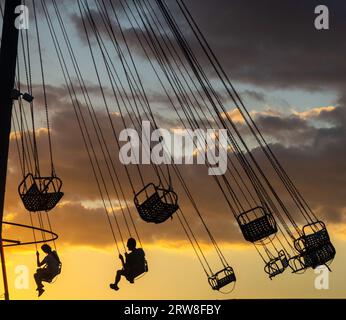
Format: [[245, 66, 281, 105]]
[[110, 238, 146, 291], [34, 244, 61, 297]]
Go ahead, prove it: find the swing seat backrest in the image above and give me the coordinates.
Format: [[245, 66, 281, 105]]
[[21, 182, 43, 212], [18, 173, 64, 212], [237, 206, 277, 243], [208, 267, 236, 291], [134, 183, 179, 224]]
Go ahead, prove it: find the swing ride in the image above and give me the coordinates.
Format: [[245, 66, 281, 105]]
[[134, 183, 179, 224], [0, 0, 336, 300], [236, 206, 277, 243]]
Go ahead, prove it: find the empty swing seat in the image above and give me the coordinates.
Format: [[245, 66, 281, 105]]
[[302, 242, 336, 269], [134, 183, 179, 224], [288, 254, 307, 273], [294, 221, 330, 253], [237, 206, 277, 243], [289, 242, 336, 272], [18, 173, 64, 212], [208, 267, 236, 291], [264, 250, 289, 279]]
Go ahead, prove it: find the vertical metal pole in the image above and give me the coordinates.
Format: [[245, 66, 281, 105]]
[[0, 244, 9, 300], [0, 0, 21, 301]]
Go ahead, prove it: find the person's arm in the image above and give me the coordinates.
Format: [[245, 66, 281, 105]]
[[36, 251, 46, 267], [119, 254, 125, 268]]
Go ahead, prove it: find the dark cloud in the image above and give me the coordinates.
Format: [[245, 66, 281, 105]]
[[181, 0, 346, 91], [69, 1, 182, 67], [241, 90, 266, 103], [67, 0, 346, 92], [5, 81, 346, 250], [3, 0, 346, 92], [250, 102, 346, 223], [255, 114, 317, 146]]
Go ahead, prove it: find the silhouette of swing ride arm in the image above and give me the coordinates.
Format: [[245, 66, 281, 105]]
[[1, 221, 58, 247], [1, 238, 21, 244]]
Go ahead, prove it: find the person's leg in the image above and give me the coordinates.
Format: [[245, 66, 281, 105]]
[[115, 270, 124, 285], [34, 269, 46, 297], [110, 270, 125, 291], [125, 271, 135, 284], [34, 269, 44, 289]]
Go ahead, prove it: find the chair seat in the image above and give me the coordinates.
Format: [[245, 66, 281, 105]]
[[237, 207, 277, 242], [302, 242, 336, 269], [288, 254, 307, 273], [135, 184, 179, 224], [41, 266, 61, 283], [18, 173, 64, 212], [43, 192, 64, 211], [289, 242, 336, 272], [125, 260, 148, 282], [264, 250, 289, 279], [208, 267, 236, 291], [295, 221, 331, 253]]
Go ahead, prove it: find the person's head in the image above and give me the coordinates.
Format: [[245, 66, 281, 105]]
[[41, 244, 52, 254], [127, 238, 136, 251]]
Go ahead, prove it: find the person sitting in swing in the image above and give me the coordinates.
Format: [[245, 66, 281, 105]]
[[34, 244, 61, 297], [110, 238, 146, 291]]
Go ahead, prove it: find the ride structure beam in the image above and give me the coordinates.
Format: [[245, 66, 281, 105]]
[[1, 239, 21, 245], [0, 0, 21, 301]]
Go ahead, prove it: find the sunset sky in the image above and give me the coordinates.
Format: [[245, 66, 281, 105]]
[[1, 0, 346, 300]]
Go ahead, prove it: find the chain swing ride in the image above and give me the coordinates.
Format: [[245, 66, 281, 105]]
[[0, 0, 335, 299], [134, 0, 336, 276]]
